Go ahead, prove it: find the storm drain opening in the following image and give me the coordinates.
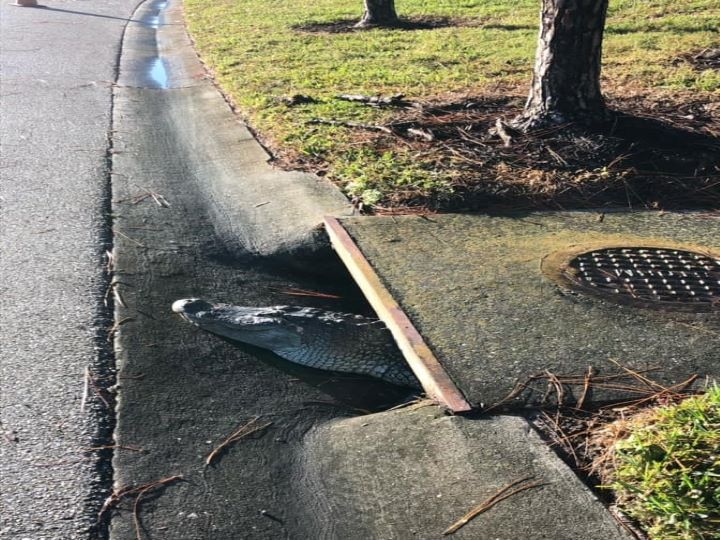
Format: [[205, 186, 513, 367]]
[[551, 246, 720, 312]]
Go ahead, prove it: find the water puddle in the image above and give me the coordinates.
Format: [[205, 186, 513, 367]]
[[134, 0, 171, 89], [148, 57, 169, 88], [143, 0, 167, 28]]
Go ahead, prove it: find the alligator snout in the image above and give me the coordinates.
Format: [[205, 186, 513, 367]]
[[172, 298, 212, 316]]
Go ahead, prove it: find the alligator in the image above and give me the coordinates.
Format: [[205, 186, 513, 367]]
[[172, 298, 421, 388]]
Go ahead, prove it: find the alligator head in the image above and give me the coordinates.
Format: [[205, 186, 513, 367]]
[[172, 298, 420, 388], [172, 298, 307, 352]]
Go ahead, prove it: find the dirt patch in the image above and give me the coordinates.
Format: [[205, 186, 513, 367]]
[[293, 16, 472, 34]]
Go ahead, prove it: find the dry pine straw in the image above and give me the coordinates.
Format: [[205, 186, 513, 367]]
[[287, 91, 720, 212], [98, 475, 185, 540], [521, 364, 703, 487], [507, 365, 711, 539], [205, 416, 272, 467]]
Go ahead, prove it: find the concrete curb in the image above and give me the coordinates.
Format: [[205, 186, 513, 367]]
[[118, 0, 352, 263], [300, 405, 632, 539]]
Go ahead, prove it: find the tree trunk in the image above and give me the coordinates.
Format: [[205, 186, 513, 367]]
[[515, 0, 609, 130], [356, 0, 399, 28]]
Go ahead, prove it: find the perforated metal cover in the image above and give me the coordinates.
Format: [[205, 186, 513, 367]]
[[564, 247, 720, 311]]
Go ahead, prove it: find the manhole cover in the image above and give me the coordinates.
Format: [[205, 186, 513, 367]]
[[560, 247, 720, 311]]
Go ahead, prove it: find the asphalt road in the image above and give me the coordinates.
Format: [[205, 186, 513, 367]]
[[0, 1, 137, 537]]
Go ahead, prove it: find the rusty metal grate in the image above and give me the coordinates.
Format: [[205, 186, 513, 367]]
[[564, 247, 720, 310]]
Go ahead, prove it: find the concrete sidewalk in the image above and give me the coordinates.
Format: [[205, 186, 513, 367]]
[[300, 404, 629, 539]]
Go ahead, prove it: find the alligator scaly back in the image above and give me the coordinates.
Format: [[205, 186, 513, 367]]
[[172, 298, 420, 388]]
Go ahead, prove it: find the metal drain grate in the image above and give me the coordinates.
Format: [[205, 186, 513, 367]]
[[565, 247, 720, 310]]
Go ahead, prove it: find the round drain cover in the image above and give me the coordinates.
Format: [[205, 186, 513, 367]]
[[562, 247, 720, 311]]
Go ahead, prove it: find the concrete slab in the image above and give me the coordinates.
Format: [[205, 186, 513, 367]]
[[337, 211, 720, 409], [299, 404, 631, 539]]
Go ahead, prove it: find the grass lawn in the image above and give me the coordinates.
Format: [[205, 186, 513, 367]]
[[604, 387, 720, 540], [182, 4, 720, 538], [184, 0, 719, 211]]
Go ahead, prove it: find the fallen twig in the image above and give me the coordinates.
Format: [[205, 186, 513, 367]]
[[443, 476, 545, 535], [541, 411, 580, 467], [86, 367, 111, 409], [307, 118, 395, 135], [484, 363, 671, 412], [104, 277, 128, 308], [112, 285, 127, 308], [81, 366, 90, 413], [113, 229, 146, 248], [607, 358, 666, 393], [114, 193, 151, 205], [576, 366, 594, 410], [386, 398, 434, 412], [114, 188, 170, 208], [602, 374, 698, 410], [543, 370, 566, 406], [105, 250, 115, 273], [205, 418, 272, 467], [145, 188, 170, 208], [269, 287, 342, 299], [335, 93, 421, 109], [609, 505, 650, 540], [108, 316, 135, 342]]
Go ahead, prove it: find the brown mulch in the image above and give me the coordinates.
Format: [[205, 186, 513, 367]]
[[524, 371, 701, 540], [283, 89, 720, 213]]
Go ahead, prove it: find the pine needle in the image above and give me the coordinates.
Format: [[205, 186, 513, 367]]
[[443, 477, 545, 535]]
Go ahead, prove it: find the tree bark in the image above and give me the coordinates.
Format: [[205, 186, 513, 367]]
[[356, 0, 399, 28], [515, 0, 610, 130]]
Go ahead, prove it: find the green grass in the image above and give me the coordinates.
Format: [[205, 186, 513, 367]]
[[183, 0, 720, 207], [608, 387, 720, 539]]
